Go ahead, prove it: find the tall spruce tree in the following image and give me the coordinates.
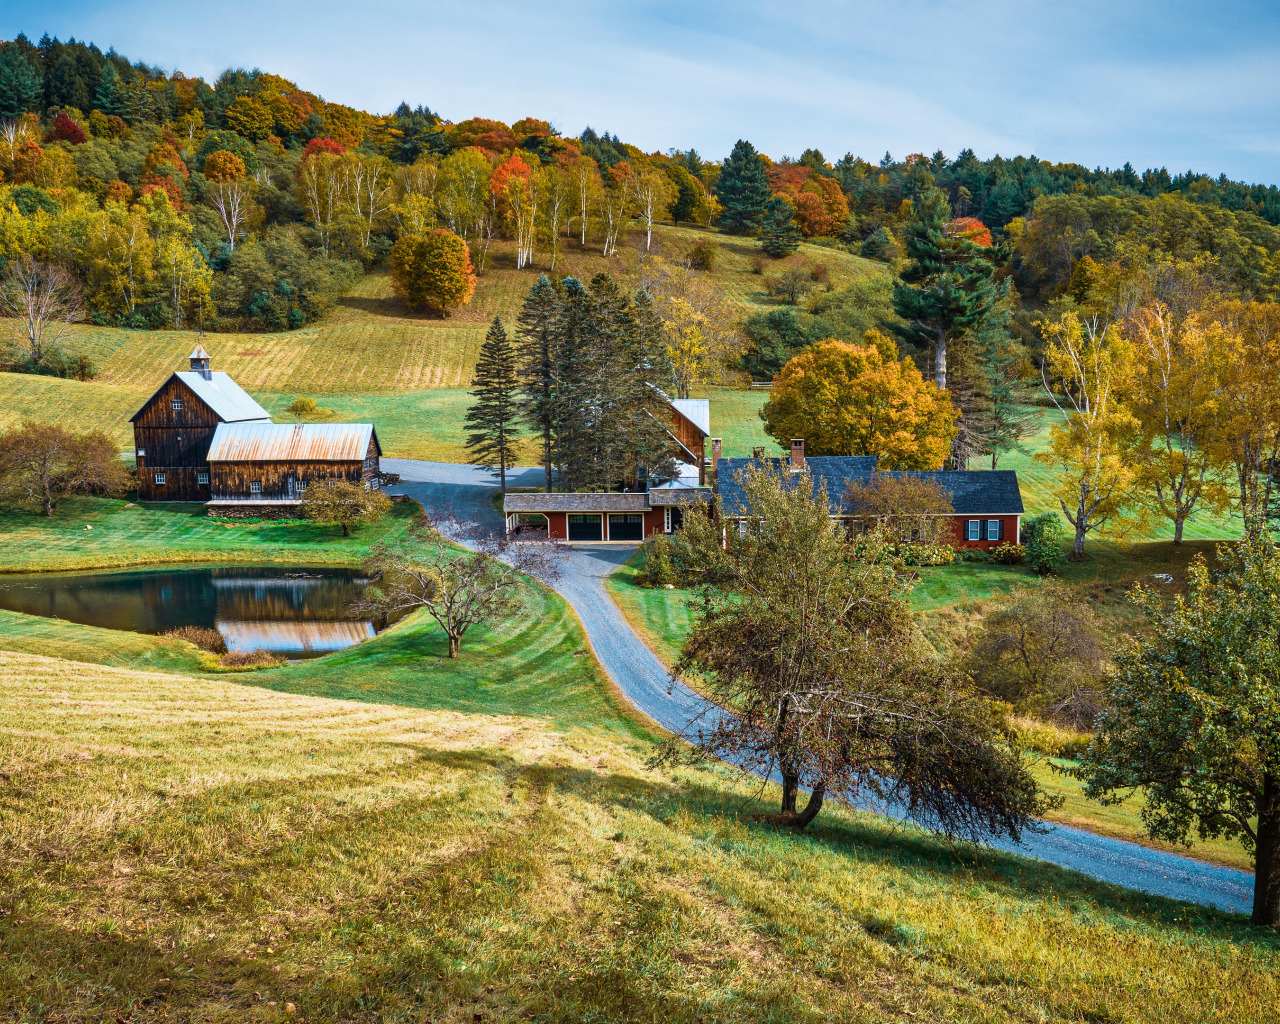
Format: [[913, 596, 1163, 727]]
[[760, 196, 801, 257], [0, 45, 42, 118], [891, 189, 1007, 391], [516, 276, 560, 492], [716, 139, 772, 235], [465, 316, 522, 492]]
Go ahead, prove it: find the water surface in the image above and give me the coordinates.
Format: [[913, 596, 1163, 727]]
[[0, 566, 376, 658]]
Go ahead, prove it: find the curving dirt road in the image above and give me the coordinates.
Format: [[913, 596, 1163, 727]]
[[383, 458, 1256, 916]]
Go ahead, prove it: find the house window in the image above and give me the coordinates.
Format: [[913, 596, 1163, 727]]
[[249, 481, 262, 494], [154, 472, 166, 485], [664, 507, 671, 533], [197, 471, 209, 485], [987, 519, 1003, 541], [966, 519, 981, 542], [171, 397, 183, 410]]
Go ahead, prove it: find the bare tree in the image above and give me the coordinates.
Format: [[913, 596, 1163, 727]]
[[207, 178, 254, 251], [0, 256, 83, 367], [360, 508, 562, 658], [0, 421, 130, 516]]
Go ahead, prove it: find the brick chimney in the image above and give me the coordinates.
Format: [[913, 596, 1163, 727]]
[[752, 446, 766, 460], [711, 438, 721, 478], [189, 343, 212, 380], [790, 438, 805, 473]]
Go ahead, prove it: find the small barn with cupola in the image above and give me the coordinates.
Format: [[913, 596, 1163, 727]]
[[130, 345, 382, 515]]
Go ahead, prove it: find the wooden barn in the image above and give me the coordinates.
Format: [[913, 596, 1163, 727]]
[[130, 344, 271, 501], [129, 346, 382, 514], [205, 422, 382, 512], [660, 397, 711, 485]]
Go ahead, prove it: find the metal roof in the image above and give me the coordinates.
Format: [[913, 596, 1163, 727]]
[[189, 343, 211, 360], [715, 456, 1024, 517], [207, 422, 379, 462], [169, 371, 271, 423], [669, 398, 711, 437]]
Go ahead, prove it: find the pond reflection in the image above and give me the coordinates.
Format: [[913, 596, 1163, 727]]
[[0, 566, 376, 658]]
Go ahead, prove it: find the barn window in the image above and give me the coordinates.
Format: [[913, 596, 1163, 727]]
[[966, 519, 980, 542], [197, 471, 209, 484], [297, 480, 307, 491], [154, 472, 166, 485], [987, 519, 1003, 541], [371, 479, 380, 490], [171, 397, 183, 410], [135, 448, 146, 457], [249, 481, 262, 494]]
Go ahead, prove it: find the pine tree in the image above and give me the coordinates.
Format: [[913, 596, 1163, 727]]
[[94, 61, 124, 117], [464, 316, 522, 492], [760, 196, 801, 257], [515, 275, 560, 492], [891, 189, 1007, 391], [0, 46, 42, 119], [716, 139, 771, 235]]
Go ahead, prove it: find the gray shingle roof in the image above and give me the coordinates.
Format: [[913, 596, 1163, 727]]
[[715, 456, 1023, 517], [504, 492, 652, 513], [646, 487, 713, 506]]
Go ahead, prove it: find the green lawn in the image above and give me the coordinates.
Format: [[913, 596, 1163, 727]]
[[0, 496, 419, 573]]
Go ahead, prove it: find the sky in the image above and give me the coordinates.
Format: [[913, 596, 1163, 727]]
[[3, 0, 1279, 184]]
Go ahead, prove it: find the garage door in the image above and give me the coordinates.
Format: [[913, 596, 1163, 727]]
[[567, 514, 603, 541], [608, 513, 644, 541]]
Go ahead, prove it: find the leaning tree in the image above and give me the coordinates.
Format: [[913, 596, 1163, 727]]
[[670, 462, 1049, 840]]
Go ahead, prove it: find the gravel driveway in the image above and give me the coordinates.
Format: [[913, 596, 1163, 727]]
[[384, 458, 1256, 915]]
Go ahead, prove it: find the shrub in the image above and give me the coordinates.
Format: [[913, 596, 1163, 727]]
[[810, 262, 830, 284], [685, 239, 719, 271], [301, 479, 392, 536], [221, 649, 286, 668], [389, 229, 476, 316], [1023, 512, 1067, 575], [287, 396, 317, 414], [748, 253, 766, 275], [990, 542, 1025, 565], [911, 543, 955, 566], [1009, 716, 1091, 760], [766, 265, 814, 305], [958, 548, 992, 563], [162, 625, 227, 654], [635, 533, 680, 587]]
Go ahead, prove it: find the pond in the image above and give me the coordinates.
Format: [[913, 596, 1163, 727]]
[[0, 566, 378, 659]]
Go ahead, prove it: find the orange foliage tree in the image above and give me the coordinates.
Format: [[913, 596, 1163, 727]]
[[946, 217, 992, 247], [761, 333, 958, 468], [203, 149, 247, 183]]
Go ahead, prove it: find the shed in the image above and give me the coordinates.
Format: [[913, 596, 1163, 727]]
[[206, 422, 382, 501]]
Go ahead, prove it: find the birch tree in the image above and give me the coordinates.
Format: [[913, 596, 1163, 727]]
[[630, 166, 676, 252], [295, 151, 349, 255], [570, 155, 601, 245], [1037, 312, 1139, 557], [0, 255, 82, 366]]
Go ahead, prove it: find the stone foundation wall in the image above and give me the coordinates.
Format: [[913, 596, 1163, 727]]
[[206, 502, 303, 521]]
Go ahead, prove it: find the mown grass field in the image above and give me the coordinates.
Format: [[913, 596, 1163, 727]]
[[0, 496, 419, 574], [4, 624, 1279, 1022]]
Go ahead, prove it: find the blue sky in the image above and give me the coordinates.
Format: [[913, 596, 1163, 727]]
[[3, 0, 1279, 183]]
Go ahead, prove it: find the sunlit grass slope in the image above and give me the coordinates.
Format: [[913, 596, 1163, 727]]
[[0, 496, 419, 574], [2, 642, 1278, 1023]]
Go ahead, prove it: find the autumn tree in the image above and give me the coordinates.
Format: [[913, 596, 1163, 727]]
[[1126, 303, 1231, 542], [464, 316, 522, 492], [668, 462, 1048, 835], [300, 479, 392, 537], [0, 255, 83, 368], [0, 421, 129, 516], [389, 229, 476, 316], [1037, 312, 1139, 557], [629, 165, 675, 251], [761, 334, 959, 469], [648, 257, 742, 398], [436, 148, 493, 241], [1076, 531, 1280, 925], [203, 149, 254, 251], [843, 473, 956, 547], [569, 155, 601, 245]]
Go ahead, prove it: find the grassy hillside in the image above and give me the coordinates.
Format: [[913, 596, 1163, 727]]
[[0, 496, 419, 574], [4, 637, 1279, 1022]]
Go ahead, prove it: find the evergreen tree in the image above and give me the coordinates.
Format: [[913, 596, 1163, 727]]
[[891, 189, 1007, 391], [0, 46, 42, 118], [716, 139, 771, 235], [760, 196, 801, 257], [94, 61, 124, 117], [516, 275, 560, 492], [464, 316, 522, 492]]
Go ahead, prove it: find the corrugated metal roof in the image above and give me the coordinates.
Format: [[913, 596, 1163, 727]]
[[208, 422, 377, 462], [189, 343, 210, 360], [174, 371, 271, 422], [670, 398, 711, 436]]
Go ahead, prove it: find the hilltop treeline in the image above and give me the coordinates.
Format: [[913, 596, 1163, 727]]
[[1, 30, 1280, 373]]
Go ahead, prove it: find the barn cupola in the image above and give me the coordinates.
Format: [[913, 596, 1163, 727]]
[[189, 343, 212, 379]]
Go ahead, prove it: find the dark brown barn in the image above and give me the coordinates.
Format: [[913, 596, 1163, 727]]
[[130, 344, 271, 501], [661, 398, 710, 485], [205, 422, 382, 514]]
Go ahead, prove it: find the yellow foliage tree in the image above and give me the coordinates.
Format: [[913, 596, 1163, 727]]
[[761, 333, 958, 469], [1036, 312, 1140, 557]]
